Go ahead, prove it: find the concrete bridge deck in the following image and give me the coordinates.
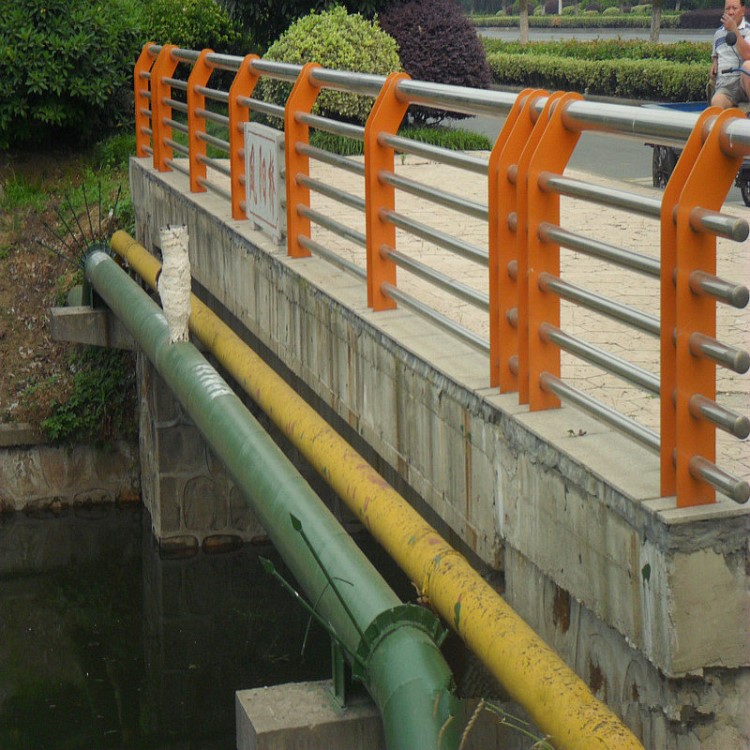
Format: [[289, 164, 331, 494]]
[[129, 153, 749, 749]]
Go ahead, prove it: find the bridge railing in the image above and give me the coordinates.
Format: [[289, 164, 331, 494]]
[[133, 43, 750, 508]]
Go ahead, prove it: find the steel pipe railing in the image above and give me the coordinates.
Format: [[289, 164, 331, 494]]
[[538, 222, 660, 277], [382, 282, 489, 353], [381, 210, 488, 266], [540, 372, 661, 454], [379, 133, 488, 174], [540, 323, 659, 394], [383, 247, 489, 311], [136, 43, 749, 510], [538, 272, 661, 337], [380, 171, 488, 221]]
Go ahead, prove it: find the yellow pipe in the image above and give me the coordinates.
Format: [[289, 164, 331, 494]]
[[111, 230, 644, 750]]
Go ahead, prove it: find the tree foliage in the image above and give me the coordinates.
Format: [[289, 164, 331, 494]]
[[227, 0, 397, 50], [141, 0, 246, 54], [0, 0, 142, 149], [257, 6, 401, 124], [379, 0, 493, 124]]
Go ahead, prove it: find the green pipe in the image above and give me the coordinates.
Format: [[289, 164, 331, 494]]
[[84, 249, 464, 750]]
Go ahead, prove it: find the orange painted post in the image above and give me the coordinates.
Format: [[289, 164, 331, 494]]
[[363, 72, 411, 310], [150, 45, 179, 172], [490, 90, 547, 393], [658, 108, 718, 497], [228, 55, 261, 220], [488, 89, 537, 389], [673, 109, 744, 506], [187, 49, 215, 193], [284, 62, 322, 259], [526, 92, 583, 411], [515, 91, 565, 404], [134, 42, 156, 158]]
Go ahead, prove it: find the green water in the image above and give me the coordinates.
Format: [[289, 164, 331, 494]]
[[0, 506, 331, 750]]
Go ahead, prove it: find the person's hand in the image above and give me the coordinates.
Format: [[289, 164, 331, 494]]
[[721, 12, 739, 32]]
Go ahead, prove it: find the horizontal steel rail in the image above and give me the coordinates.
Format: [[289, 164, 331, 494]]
[[538, 272, 661, 337], [381, 210, 488, 265], [380, 171, 488, 221], [540, 372, 661, 453], [134, 43, 750, 512], [297, 174, 365, 212], [379, 133, 489, 174], [296, 143, 365, 175], [384, 247, 489, 310], [538, 222, 659, 277], [382, 282, 489, 353], [540, 323, 659, 394]]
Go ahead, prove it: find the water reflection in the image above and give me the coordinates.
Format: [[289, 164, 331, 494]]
[[0, 506, 329, 750]]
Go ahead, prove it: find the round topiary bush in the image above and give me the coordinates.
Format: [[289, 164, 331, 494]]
[[379, 0, 493, 125], [0, 0, 142, 149], [257, 6, 401, 125], [141, 0, 246, 54]]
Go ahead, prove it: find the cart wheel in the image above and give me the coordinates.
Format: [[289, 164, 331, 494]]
[[652, 146, 678, 188], [741, 179, 750, 207]]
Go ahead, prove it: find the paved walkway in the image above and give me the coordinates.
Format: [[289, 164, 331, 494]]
[[300, 154, 749, 488]]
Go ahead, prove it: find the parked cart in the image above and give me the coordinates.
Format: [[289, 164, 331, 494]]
[[647, 101, 750, 206]]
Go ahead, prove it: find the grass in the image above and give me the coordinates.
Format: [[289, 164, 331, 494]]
[[1, 173, 49, 213]]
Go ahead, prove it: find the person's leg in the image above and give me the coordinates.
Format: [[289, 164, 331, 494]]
[[712, 88, 736, 108], [740, 61, 750, 101]]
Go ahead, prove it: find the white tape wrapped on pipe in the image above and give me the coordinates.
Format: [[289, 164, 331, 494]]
[[158, 225, 191, 343]]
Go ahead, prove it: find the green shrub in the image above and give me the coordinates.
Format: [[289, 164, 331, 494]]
[[487, 52, 708, 101], [561, 5, 577, 13], [257, 6, 401, 125], [482, 38, 710, 64], [0, 0, 142, 149], [140, 0, 246, 54], [379, 0, 492, 124], [470, 13, 680, 26], [631, 3, 652, 12], [602, 6, 621, 14], [38, 347, 137, 444]]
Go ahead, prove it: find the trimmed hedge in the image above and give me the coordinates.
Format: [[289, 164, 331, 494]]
[[482, 39, 711, 63], [486, 53, 708, 101], [471, 14, 681, 27]]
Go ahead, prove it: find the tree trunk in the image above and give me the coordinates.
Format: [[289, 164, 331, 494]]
[[650, 0, 663, 43], [520, 0, 529, 45]]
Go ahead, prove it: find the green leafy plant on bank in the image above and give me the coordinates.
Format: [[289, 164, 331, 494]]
[[33, 347, 138, 445]]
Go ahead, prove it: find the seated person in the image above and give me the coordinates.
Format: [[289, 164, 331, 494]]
[[711, 0, 750, 108]]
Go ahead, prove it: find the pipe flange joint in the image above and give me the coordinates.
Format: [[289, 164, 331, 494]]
[[352, 603, 446, 683]]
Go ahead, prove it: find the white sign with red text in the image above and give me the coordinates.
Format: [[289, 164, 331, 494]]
[[244, 123, 285, 244]]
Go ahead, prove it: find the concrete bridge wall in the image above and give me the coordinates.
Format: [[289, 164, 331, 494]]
[[130, 158, 749, 749]]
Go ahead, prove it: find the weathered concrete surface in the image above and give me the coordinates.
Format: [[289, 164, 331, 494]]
[[137, 355, 266, 548], [130, 157, 749, 749], [237, 682, 384, 750], [0, 424, 139, 513], [236, 681, 520, 750], [49, 305, 136, 350]]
